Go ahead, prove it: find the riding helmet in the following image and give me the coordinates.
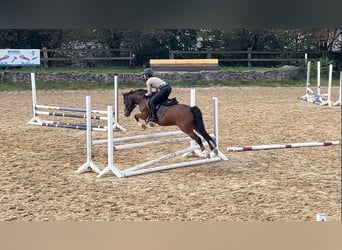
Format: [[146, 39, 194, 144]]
[[143, 68, 153, 77]]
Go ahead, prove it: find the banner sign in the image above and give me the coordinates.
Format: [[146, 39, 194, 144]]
[[0, 49, 40, 66]]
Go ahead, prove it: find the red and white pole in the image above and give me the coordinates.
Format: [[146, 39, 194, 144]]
[[227, 141, 340, 152]]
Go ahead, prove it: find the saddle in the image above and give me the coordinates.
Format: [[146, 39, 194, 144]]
[[148, 97, 179, 118], [160, 98, 178, 107]]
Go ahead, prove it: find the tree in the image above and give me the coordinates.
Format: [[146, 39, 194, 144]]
[[0, 29, 63, 49]]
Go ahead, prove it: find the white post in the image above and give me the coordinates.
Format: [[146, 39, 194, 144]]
[[333, 71, 341, 106], [183, 88, 198, 157], [77, 96, 102, 174], [31, 73, 37, 118], [305, 61, 313, 95], [97, 105, 124, 178], [328, 64, 332, 106], [190, 88, 196, 150], [212, 97, 228, 160], [317, 61, 321, 95], [112, 74, 126, 132], [322, 64, 333, 107], [304, 53, 308, 65], [27, 73, 42, 125], [190, 88, 196, 107]]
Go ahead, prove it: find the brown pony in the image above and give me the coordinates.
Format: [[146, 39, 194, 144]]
[[122, 89, 218, 157]]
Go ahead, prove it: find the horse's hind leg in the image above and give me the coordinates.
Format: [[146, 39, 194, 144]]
[[182, 130, 209, 158]]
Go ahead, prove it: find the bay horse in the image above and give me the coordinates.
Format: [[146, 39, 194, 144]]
[[122, 89, 218, 158]]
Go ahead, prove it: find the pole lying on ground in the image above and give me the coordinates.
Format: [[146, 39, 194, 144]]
[[227, 141, 340, 152]]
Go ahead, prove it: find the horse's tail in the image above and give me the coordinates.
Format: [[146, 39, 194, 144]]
[[190, 106, 216, 151]]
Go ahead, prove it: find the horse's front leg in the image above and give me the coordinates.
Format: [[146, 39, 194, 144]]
[[134, 113, 148, 129]]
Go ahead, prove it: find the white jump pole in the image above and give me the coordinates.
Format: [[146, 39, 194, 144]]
[[124, 145, 205, 173], [112, 74, 126, 132], [122, 157, 222, 178], [113, 136, 192, 151], [333, 71, 342, 106], [76, 96, 102, 174], [227, 141, 340, 152], [92, 130, 184, 145]]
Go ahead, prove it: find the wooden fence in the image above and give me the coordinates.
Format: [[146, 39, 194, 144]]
[[169, 49, 338, 67], [41, 47, 135, 68], [36, 48, 341, 68]]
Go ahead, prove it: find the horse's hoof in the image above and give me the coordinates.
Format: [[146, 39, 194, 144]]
[[138, 122, 147, 129], [193, 149, 210, 158], [213, 148, 218, 155], [148, 121, 158, 127]]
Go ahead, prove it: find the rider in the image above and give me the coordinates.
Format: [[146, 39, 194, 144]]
[[143, 67, 172, 127]]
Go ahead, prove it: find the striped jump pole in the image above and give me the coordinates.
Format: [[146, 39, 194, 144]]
[[35, 110, 108, 120], [227, 141, 340, 152], [35, 104, 109, 114], [27, 72, 126, 131], [41, 120, 106, 131]]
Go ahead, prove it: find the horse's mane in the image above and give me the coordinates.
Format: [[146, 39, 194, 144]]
[[126, 89, 147, 95]]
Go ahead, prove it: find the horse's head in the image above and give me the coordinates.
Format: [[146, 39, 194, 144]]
[[122, 89, 147, 117]]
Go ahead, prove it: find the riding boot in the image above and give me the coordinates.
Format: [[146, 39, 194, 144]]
[[148, 104, 158, 127]]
